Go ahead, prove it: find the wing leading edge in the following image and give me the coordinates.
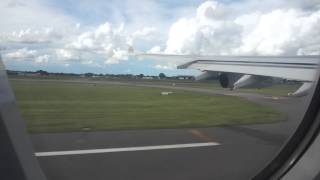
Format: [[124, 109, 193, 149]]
[[135, 53, 320, 96], [177, 56, 320, 82], [136, 53, 320, 82]]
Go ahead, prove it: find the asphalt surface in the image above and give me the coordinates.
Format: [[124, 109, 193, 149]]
[[25, 79, 311, 180], [32, 128, 280, 180]]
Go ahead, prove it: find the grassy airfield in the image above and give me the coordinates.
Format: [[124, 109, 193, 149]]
[[10, 79, 286, 133]]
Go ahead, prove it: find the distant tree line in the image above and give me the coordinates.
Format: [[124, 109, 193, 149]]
[[6, 70, 195, 80]]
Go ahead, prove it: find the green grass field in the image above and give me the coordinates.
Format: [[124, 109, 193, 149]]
[[9, 75, 300, 96], [239, 84, 301, 96], [10, 79, 286, 133]]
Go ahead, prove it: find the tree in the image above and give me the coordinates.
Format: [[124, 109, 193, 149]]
[[138, 74, 144, 78], [36, 70, 49, 76], [84, 73, 94, 77], [159, 73, 166, 79]]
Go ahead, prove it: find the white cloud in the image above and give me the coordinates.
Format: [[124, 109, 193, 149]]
[[164, 1, 320, 56], [1, 27, 63, 44], [67, 22, 129, 64], [132, 27, 156, 39], [1, 0, 320, 72], [3, 48, 78, 65], [76, 23, 81, 30], [196, 1, 228, 20], [165, 1, 242, 55], [235, 9, 320, 55], [105, 49, 128, 64], [56, 49, 80, 61], [148, 46, 162, 53], [67, 22, 127, 51], [2, 48, 54, 65], [3, 48, 37, 59], [81, 60, 93, 65], [298, 44, 320, 55], [34, 54, 50, 63], [0, 0, 77, 32], [129, 27, 158, 45]]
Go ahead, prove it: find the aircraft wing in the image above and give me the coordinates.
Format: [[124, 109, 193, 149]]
[[136, 53, 320, 82]]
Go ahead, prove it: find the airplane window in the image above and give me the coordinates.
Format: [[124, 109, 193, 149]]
[[1, 0, 320, 180]]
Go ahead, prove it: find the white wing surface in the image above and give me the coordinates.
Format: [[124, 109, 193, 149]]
[[136, 53, 320, 82]]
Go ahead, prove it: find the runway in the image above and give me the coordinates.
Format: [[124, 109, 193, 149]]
[[23, 79, 310, 180], [32, 126, 283, 180]]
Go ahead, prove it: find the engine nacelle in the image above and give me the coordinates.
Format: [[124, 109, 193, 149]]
[[218, 73, 241, 88], [233, 75, 274, 89], [218, 73, 276, 89], [195, 71, 218, 81], [288, 82, 314, 97]]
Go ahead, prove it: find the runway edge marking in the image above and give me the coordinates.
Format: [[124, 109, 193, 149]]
[[35, 142, 220, 157]]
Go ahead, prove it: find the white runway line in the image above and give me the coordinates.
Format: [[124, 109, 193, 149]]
[[35, 142, 220, 157]]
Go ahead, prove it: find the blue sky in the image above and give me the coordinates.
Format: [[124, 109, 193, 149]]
[[0, 0, 319, 75]]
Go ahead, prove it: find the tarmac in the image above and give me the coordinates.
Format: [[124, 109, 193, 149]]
[[24, 79, 311, 180]]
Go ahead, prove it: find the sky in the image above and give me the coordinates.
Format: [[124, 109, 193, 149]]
[[0, 0, 320, 75]]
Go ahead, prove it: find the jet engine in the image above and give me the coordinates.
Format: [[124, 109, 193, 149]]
[[218, 73, 241, 88], [218, 73, 276, 89], [288, 82, 314, 97], [232, 75, 276, 89], [197, 71, 279, 90], [195, 71, 218, 81]]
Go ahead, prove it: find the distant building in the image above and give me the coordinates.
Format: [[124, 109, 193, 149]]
[[175, 75, 194, 80], [142, 76, 153, 80], [17, 72, 26, 76]]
